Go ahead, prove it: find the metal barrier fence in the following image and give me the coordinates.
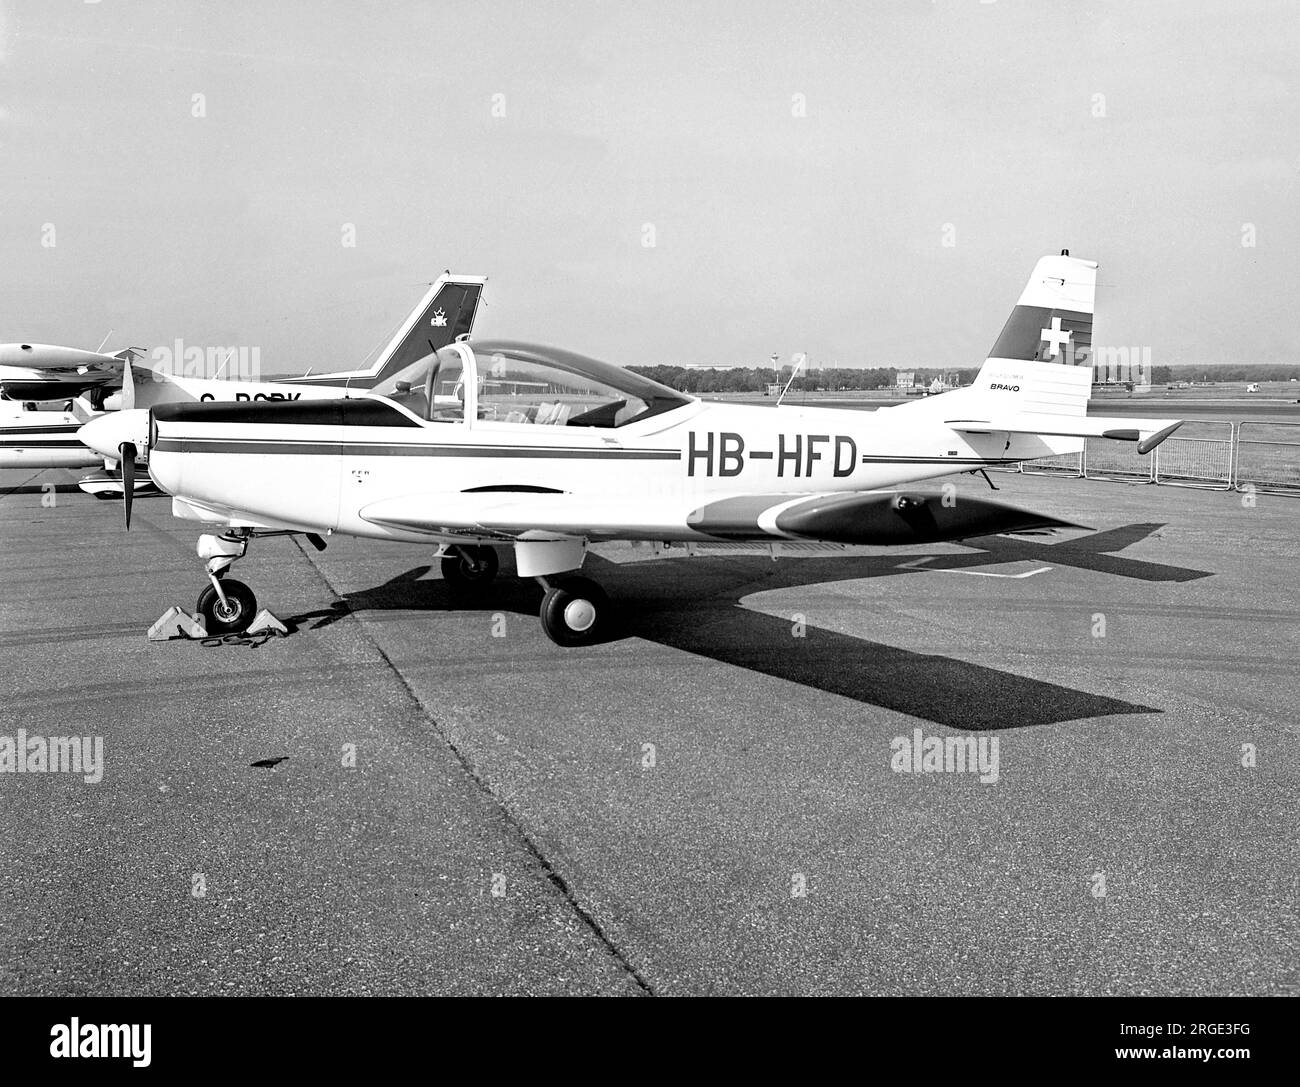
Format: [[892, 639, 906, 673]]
[[1022, 451, 1083, 476], [1084, 436, 1154, 482], [1154, 421, 1235, 490], [1234, 420, 1300, 494], [983, 417, 1300, 497]]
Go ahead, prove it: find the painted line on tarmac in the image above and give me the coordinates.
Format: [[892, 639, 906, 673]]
[[898, 556, 1053, 579]]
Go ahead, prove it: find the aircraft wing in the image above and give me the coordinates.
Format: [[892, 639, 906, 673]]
[[358, 489, 1080, 545], [945, 412, 1184, 454], [0, 344, 138, 400], [362, 491, 710, 541], [0, 343, 132, 376]]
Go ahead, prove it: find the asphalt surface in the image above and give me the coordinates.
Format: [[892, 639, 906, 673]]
[[1, 466, 1296, 995]]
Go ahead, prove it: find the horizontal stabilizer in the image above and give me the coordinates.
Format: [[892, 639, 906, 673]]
[[947, 413, 1184, 453]]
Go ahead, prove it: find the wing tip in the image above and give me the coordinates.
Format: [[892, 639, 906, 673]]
[[1136, 420, 1184, 454]]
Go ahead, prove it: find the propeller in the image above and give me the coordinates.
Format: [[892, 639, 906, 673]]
[[117, 355, 141, 528], [76, 407, 151, 531], [118, 443, 136, 529], [119, 352, 137, 410]]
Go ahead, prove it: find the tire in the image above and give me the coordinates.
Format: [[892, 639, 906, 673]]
[[539, 576, 608, 647], [196, 578, 258, 636], [441, 545, 499, 590]]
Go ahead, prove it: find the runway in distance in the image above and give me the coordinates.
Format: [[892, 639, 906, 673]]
[[80, 253, 1185, 645]]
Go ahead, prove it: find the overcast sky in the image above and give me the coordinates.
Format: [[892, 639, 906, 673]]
[[0, 0, 1295, 373]]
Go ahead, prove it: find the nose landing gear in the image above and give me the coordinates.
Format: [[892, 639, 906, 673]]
[[195, 531, 258, 635], [197, 577, 258, 635]]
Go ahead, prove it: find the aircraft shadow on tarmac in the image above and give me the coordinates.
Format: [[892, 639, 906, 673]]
[[286, 523, 1210, 730], [0, 481, 85, 498]]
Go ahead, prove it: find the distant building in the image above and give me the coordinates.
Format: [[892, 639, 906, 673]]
[[895, 370, 915, 389]]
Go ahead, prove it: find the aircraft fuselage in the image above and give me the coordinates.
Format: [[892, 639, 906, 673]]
[[141, 397, 1077, 544]]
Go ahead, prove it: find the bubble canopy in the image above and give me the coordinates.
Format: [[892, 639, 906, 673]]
[[372, 339, 692, 428]]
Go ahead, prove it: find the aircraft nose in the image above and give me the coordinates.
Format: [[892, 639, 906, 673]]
[[78, 409, 150, 461]]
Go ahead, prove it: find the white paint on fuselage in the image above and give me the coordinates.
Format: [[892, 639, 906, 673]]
[[133, 371, 363, 408], [0, 405, 102, 470], [148, 395, 1081, 544]]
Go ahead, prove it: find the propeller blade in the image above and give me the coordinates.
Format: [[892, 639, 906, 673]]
[[120, 442, 136, 530], [121, 355, 136, 411]]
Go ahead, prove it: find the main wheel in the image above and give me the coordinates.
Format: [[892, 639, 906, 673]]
[[196, 578, 258, 636], [539, 576, 608, 647], [441, 545, 499, 590]]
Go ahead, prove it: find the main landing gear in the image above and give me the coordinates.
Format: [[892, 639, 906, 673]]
[[440, 544, 500, 590], [538, 575, 609, 647], [440, 542, 611, 647], [188, 534, 611, 647]]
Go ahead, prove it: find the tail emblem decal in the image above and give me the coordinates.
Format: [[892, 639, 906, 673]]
[[1039, 316, 1071, 357], [430, 308, 448, 327]]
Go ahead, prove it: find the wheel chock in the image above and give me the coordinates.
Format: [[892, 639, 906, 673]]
[[148, 606, 208, 641], [244, 609, 289, 638]]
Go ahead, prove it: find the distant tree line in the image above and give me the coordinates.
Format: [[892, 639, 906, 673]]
[[629, 362, 1300, 393], [1153, 364, 1300, 383], [629, 366, 978, 394]]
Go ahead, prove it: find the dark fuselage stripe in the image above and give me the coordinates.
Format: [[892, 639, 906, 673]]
[[149, 437, 1029, 466], [153, 437, 682, 460], [860, 456, 1022, 465]]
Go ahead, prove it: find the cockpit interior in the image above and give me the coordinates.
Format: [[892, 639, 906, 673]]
[[371, 340, 690, 428]]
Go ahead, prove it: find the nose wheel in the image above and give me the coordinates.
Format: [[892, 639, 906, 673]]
[[539, 575, 609, 647], [196, 577, 258, 635], [193, 531, 259, 635]]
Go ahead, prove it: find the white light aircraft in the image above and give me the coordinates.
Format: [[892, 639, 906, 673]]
[[80, 253, 1184, 645], [0, 397, 102, 471], [1, 274, 484, 492]]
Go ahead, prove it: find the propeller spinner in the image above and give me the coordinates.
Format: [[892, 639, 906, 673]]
[[76, 405, 152, 530]]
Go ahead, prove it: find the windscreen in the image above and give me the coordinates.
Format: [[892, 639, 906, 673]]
[[471, 340, 689, 428], [371, 344, 466, 421]]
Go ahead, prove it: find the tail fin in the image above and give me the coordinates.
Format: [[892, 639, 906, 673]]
[[986, 251, 1095, 368], [362, 274, 485, 387], [894, 252, 1183, 453], [895, 251, 1098, 422]]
